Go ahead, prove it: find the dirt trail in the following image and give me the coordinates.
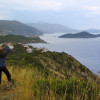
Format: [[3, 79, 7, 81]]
[[0, 91, 15, 100], [0, 81, 15, 100], [50, 68, 65, 78]]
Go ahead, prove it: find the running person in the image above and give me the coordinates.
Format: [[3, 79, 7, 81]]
[[0, 47, 11, 87]]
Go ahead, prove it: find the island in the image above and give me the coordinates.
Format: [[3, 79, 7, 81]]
[[59, 31, 100, 38]]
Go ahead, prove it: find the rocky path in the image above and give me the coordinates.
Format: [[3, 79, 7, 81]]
[[0, 80, 16, 100]]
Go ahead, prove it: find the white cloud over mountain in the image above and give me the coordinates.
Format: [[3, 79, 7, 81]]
[[0, 0, 99, 11], [0, 0, 100, 29]]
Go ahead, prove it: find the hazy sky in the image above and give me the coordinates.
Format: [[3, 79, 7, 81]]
[[0, 0, 100, 29]]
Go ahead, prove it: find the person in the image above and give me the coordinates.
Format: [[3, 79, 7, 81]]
[[0, 47, 11, 87]]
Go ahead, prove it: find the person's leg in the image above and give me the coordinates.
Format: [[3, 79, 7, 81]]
[[2, 67, 11, 82], [0, 68, 2, 84]]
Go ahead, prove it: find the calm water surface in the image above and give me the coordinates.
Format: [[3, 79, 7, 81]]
[[29, 33, 100, 74]]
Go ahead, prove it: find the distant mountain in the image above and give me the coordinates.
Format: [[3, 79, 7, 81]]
[[59, 31, 100, 38], [0, 20, 42, 36], [0, 34, 45, 43], [86, 28, 100, 33], [28, 23, 78, 33]]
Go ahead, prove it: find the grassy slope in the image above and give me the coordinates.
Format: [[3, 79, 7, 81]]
[[1, 66, 100, 100], [7, 44, 98, 82], [0, 44, 100, 100]]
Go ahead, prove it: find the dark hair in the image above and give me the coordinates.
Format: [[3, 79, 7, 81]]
[[0, 50, 4, 58]]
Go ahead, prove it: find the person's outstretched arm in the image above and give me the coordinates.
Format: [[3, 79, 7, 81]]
[[3, 48, 11, 56]]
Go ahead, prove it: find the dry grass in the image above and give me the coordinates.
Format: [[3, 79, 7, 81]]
[[1, 66, 58, 100], [1, 66, 42, 100], [0, 66, 100, 100]]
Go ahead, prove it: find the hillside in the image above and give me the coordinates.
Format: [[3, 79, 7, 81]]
[[28, 23, 78, 33], [0, 34, 45, 43], [5, 44, 98, 82], [0, 43, 99, 100], [59, 31, 100, 38], [0, 20, 42, 36]]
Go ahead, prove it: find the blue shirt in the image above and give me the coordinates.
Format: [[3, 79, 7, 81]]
[[0, 48, 11, 67]]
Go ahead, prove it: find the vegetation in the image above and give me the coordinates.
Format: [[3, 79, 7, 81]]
[[6, 44, 98, 82], [0, 66, 100, 100], [0, 34, 45, 43], [0, 43, 100, 100]]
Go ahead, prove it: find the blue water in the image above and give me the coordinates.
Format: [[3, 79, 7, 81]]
[[29, 33, 100, 74]]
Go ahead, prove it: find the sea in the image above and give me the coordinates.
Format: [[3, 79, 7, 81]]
[[29, 33, 100, 74]]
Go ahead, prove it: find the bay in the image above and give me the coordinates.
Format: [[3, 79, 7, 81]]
[[29, 33, 100, 74]]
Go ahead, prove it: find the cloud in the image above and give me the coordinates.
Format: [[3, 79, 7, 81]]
[[0, 0, 65, 12], [15, 1, 64, 11], [82, 6, 100, 11], [0, 10, 12, 20], [0, 16, 5, 19], [0, 0, 95, 12], [1, 0, 100, 29], [0, 0, 100, 12], [0, 4, 4, 8], [81, 6, 100, 16]]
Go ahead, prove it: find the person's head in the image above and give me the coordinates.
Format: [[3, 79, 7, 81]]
[[0, 47, 4, 58]]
